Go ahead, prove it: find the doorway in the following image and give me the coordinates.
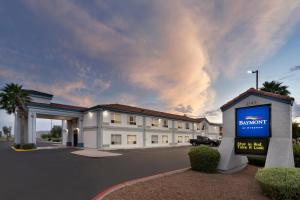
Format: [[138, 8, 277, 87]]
[[73, 129, 78, 147]]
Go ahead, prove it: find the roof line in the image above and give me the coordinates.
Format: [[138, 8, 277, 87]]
[[221, 88, 294, 111]]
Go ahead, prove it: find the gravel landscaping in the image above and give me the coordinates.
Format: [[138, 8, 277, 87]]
[[104, 165, 269, 200]]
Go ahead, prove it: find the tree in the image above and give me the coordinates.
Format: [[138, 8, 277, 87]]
[[0, 83, 31, 144], [50, 125, 62, 138], [293, 123, 300, 139], [260, 81, 290, 96], [2, 126, 12, 141]]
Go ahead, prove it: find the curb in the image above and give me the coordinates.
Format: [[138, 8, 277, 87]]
[[92, 167, 190, 200], [11, 146, 38, 152]]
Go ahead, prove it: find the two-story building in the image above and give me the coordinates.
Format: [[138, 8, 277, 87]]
[[14, 90, 222, 149]]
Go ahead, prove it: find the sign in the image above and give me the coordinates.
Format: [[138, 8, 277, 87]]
[[236, 105, 271, 138], [235, 138, 269, 155]]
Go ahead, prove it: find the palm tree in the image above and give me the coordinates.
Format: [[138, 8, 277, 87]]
[[260, 81, 291, 96], [0, 83, 31, 144]]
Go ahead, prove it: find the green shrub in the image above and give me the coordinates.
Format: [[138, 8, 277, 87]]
[[293, 145, 300, 168], [51, 138, 61, 142], [41, 133, 50, 140], [13, 143, 21, 149], [247, 156, 266, 167], [188, 145, 220, 173], [21, 143, 36, 150], [14, 143, 36, 150], [255, 168, 300, 200]]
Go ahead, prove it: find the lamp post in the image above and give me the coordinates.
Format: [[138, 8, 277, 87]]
[[247, 70, 259, 89]]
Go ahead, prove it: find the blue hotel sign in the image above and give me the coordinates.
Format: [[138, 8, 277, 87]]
[[235, 105, 271, 155]]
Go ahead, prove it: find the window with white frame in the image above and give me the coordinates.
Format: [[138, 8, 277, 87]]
[[177, 121, 183, 129], [111, 134, 121, 145], [177, 136, 183, 143], [184, 136, 190, 143], [127, 115, 136, 125], [162, 119, 168, 128], [185, 122, 190, 129], [151, 135, 158, 144], [111, 112, 121, 124], [152, 118, 159, 127], [162, 135, 168, 144], [127, 135, 137, 144]]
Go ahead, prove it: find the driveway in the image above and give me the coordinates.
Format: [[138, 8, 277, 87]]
[[0, 141, 191, 200]]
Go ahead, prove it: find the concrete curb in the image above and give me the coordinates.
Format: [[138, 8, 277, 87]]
[[11, 146, 38, 152], [92, 167, 190, 200]]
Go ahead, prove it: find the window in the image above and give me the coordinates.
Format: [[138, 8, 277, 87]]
[[151, 135, 158, 144], [185, 122, 190, 130], [127, 135, 137, 144], [127, 115, 136, 125], [152, 118, 159, 127], [111, 134, 121, 145], [197, 123, 201, 130], [184, 136, 190, 143], [111, 112, 121, 124], [177, 121, 183, 129], [162, 135, 168, 144], [163, 119, 168, 128], [177, 136, 183, 143], [202, 124, 207, 130]]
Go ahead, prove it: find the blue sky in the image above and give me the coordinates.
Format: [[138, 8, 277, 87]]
[[0, 0, 300, 131]]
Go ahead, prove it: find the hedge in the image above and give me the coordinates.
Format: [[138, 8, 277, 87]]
[[188, 145, 220, 173], [293, 145, 300, 167], [255, 168, 300, 200], [248, 145, 300, 168], [14, 143, 37, 150]]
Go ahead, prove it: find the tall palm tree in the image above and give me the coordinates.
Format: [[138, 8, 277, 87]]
[[260, 81, 291, 96], [0, 83, 31, 144]]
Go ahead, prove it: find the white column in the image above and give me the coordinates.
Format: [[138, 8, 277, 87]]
[[14, 113, 21, 144], [78, 117, 84, 147], [27, 112, 36, 144], [97, 110, 103, 149], [62, 120, 68, 145]]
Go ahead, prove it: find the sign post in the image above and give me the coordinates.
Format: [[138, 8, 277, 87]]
[[217, 88, 294, 173]]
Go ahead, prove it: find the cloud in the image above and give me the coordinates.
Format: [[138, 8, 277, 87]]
[[175, 104, 194, 114], [294, 102, 300, 120], [13, 0, 300, 118], [0, 67, 94, 107], [93, 78, 111, 92], [24, 0, 131, 57], [290, 65, 300, 72]]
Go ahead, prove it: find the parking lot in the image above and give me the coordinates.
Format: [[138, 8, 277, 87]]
[[0, 141, 191, 200]]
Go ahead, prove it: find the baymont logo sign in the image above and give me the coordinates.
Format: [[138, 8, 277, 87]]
[[239, 116, 268, 126]]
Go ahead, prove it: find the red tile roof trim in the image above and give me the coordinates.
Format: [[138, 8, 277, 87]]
[[220, 88, 294, 111]]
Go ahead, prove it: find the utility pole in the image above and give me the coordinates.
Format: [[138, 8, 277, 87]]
[[247, 70, 259, 89]]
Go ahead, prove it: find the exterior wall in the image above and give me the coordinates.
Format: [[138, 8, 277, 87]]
[[102, 129, 143, 149], [81, 109, 223, 150], [175, 133, 193, 145], [83, 130, 97, 148], [145, 132, 172, 147], [83, 111, 97, 127]]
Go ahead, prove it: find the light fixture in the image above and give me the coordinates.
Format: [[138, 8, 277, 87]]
[[103, 110, 108, 117], [88, 112, 93, 118], [247, 69, 259, 89]]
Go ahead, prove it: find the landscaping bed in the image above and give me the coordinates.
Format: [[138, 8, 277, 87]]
[[104, 165, 268, 200]]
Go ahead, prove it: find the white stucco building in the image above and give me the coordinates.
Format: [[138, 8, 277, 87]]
[[14, 90, 222, 149]]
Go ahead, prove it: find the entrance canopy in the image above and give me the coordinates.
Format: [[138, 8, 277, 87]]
[[14, 90, 87, 145]]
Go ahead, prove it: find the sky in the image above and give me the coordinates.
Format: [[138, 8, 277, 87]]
[[0, 0, 300, 131]]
